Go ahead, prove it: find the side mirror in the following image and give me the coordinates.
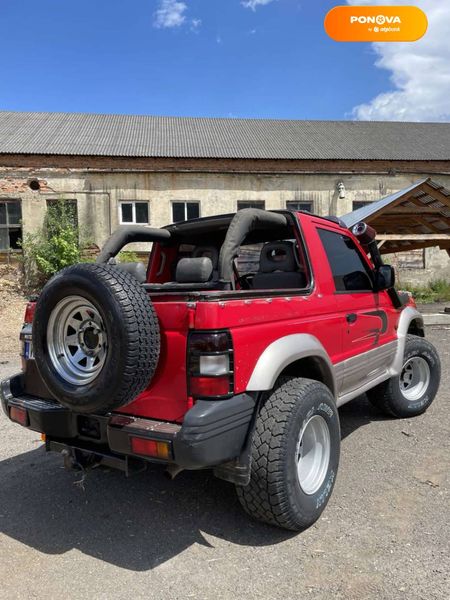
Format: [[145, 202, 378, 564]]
[[375, 265, 395, 291]]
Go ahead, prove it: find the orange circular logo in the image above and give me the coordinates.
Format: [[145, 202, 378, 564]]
[[324, 5, 428, 42]]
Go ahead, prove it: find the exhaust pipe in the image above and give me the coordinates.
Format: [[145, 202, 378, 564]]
[[165, 464, 184, 480]]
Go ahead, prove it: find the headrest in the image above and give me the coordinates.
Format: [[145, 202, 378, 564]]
[[175, 257, 213, 283], [259, 241, 297, 273], [192, 246, 219, 269]]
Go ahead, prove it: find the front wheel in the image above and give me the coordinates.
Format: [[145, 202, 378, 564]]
[[367, 335, 441, 418], [236, 378, 340, 531]]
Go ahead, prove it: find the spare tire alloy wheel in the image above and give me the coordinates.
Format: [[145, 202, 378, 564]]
[[47, 296, 108, 386], [33, 264, 160, 414]]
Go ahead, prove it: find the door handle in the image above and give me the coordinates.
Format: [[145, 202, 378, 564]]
[[346, 313, 358, 324]]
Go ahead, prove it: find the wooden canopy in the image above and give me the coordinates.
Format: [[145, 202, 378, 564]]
[[342, 178, 450, 256]]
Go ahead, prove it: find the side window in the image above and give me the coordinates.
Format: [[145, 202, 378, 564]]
[[119, 201, 149, 225], [318, 228, 373, 292], [286, 201, 313, 213], [46, 199, 78, 230], [0, 200, 22, 250], [237, 201, 265, 211], [172, 202, 200, 223], [352, 200, 371, 211]]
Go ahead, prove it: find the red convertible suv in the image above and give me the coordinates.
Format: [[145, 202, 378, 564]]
[[1, 208, 440, 530]]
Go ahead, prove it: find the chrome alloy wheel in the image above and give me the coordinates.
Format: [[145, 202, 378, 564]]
[[399, 356, 431, 401], [296, 415, 331, 495], [46, 296, 108, 385]]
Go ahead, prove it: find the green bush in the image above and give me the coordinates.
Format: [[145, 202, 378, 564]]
[[117, 250, 140, 263], [402, 278, 450, 304], [21, 201, 91, 291]]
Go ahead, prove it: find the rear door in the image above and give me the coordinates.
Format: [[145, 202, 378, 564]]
[[316, 226, 398, 396]]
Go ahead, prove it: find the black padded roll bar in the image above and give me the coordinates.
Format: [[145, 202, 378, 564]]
[[219, 209, 288, 282], [96, 226, 171, 264]]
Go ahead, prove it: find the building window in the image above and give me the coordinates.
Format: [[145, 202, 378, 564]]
[[0, 200, 22, 251], [237, 201, 265, 211], [286, 201, 313, 213], [46, 199, 78, 230], [172, 202, 200, 223], [119, 201, 149, 225], [352, 201, 371, 211]]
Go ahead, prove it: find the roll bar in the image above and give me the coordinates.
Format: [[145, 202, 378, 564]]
[[96, 226, 171, 264], [219, 209, 288, 282]]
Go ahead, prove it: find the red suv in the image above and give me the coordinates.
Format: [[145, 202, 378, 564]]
[[1, 208, 440, 531]]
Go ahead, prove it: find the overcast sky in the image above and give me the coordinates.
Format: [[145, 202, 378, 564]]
[[0, 0, 447, 121]]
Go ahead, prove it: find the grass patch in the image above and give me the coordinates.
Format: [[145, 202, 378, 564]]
[[401, 278, 450, 304], [117, 250, 139, 263]]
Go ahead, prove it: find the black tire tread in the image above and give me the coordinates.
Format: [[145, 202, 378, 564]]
[[236, 377, 336, 530], [367, 334, 440, 418], [34, 263, 160, 413]]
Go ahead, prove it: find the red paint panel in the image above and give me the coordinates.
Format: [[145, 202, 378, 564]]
[[114, 212, 401, 424]]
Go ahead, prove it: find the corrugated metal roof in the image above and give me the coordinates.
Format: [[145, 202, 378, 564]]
[[0, 111, 449, 160], [341, 178, 450, 254], [341, 179, 429, 227]]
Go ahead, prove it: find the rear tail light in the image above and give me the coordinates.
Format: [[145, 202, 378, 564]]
[[189, 376, 231, 397], [24, 301, 36, 324], [21, 301, 36, 367], [188, 330, 234, 399], [130, 437, 172, 460], [10, 405, 29, 427]]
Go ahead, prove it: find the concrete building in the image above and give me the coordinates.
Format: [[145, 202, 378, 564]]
[[0, 111, 449, 283]]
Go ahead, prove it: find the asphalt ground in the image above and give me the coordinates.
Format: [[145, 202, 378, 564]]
[[0, 328, 449, 600]]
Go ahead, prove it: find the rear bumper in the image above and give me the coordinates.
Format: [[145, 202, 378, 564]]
[[1, 374, 255, 470]]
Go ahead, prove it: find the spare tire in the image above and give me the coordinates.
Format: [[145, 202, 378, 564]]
[[32, 263, 160, 414]]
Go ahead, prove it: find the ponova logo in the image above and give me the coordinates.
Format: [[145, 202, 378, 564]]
[[324, 5, 428, 42], [349, 15, 402, 25]]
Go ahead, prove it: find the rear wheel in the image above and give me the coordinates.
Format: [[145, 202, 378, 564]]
[[236, 377, 340, 531], [367, 335, 440, 418]]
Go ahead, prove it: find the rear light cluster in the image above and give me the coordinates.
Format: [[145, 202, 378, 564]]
[[24, 301, 36, 324], [21, 301, 37, 367], [10, 405, 29, 427], [130, 437, 172, 460], [188, 330, 234, 399]]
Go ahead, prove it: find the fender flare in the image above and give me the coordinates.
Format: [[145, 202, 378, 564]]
[[390, 306, 424, 375], [246, 334, 336, 397]]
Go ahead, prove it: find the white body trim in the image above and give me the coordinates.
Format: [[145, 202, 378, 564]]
[[246, 334, 337, 396], [246, 306, 424, 406]]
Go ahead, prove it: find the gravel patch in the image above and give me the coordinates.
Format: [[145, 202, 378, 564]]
[[0, 265, 27, 358], [0, 329, 448, 599]]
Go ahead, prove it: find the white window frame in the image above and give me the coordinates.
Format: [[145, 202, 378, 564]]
[[171, 201, 200, 222], [119, 201, 150, 225]]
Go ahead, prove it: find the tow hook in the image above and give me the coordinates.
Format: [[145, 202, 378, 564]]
[[61, 447, 96, 472]]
